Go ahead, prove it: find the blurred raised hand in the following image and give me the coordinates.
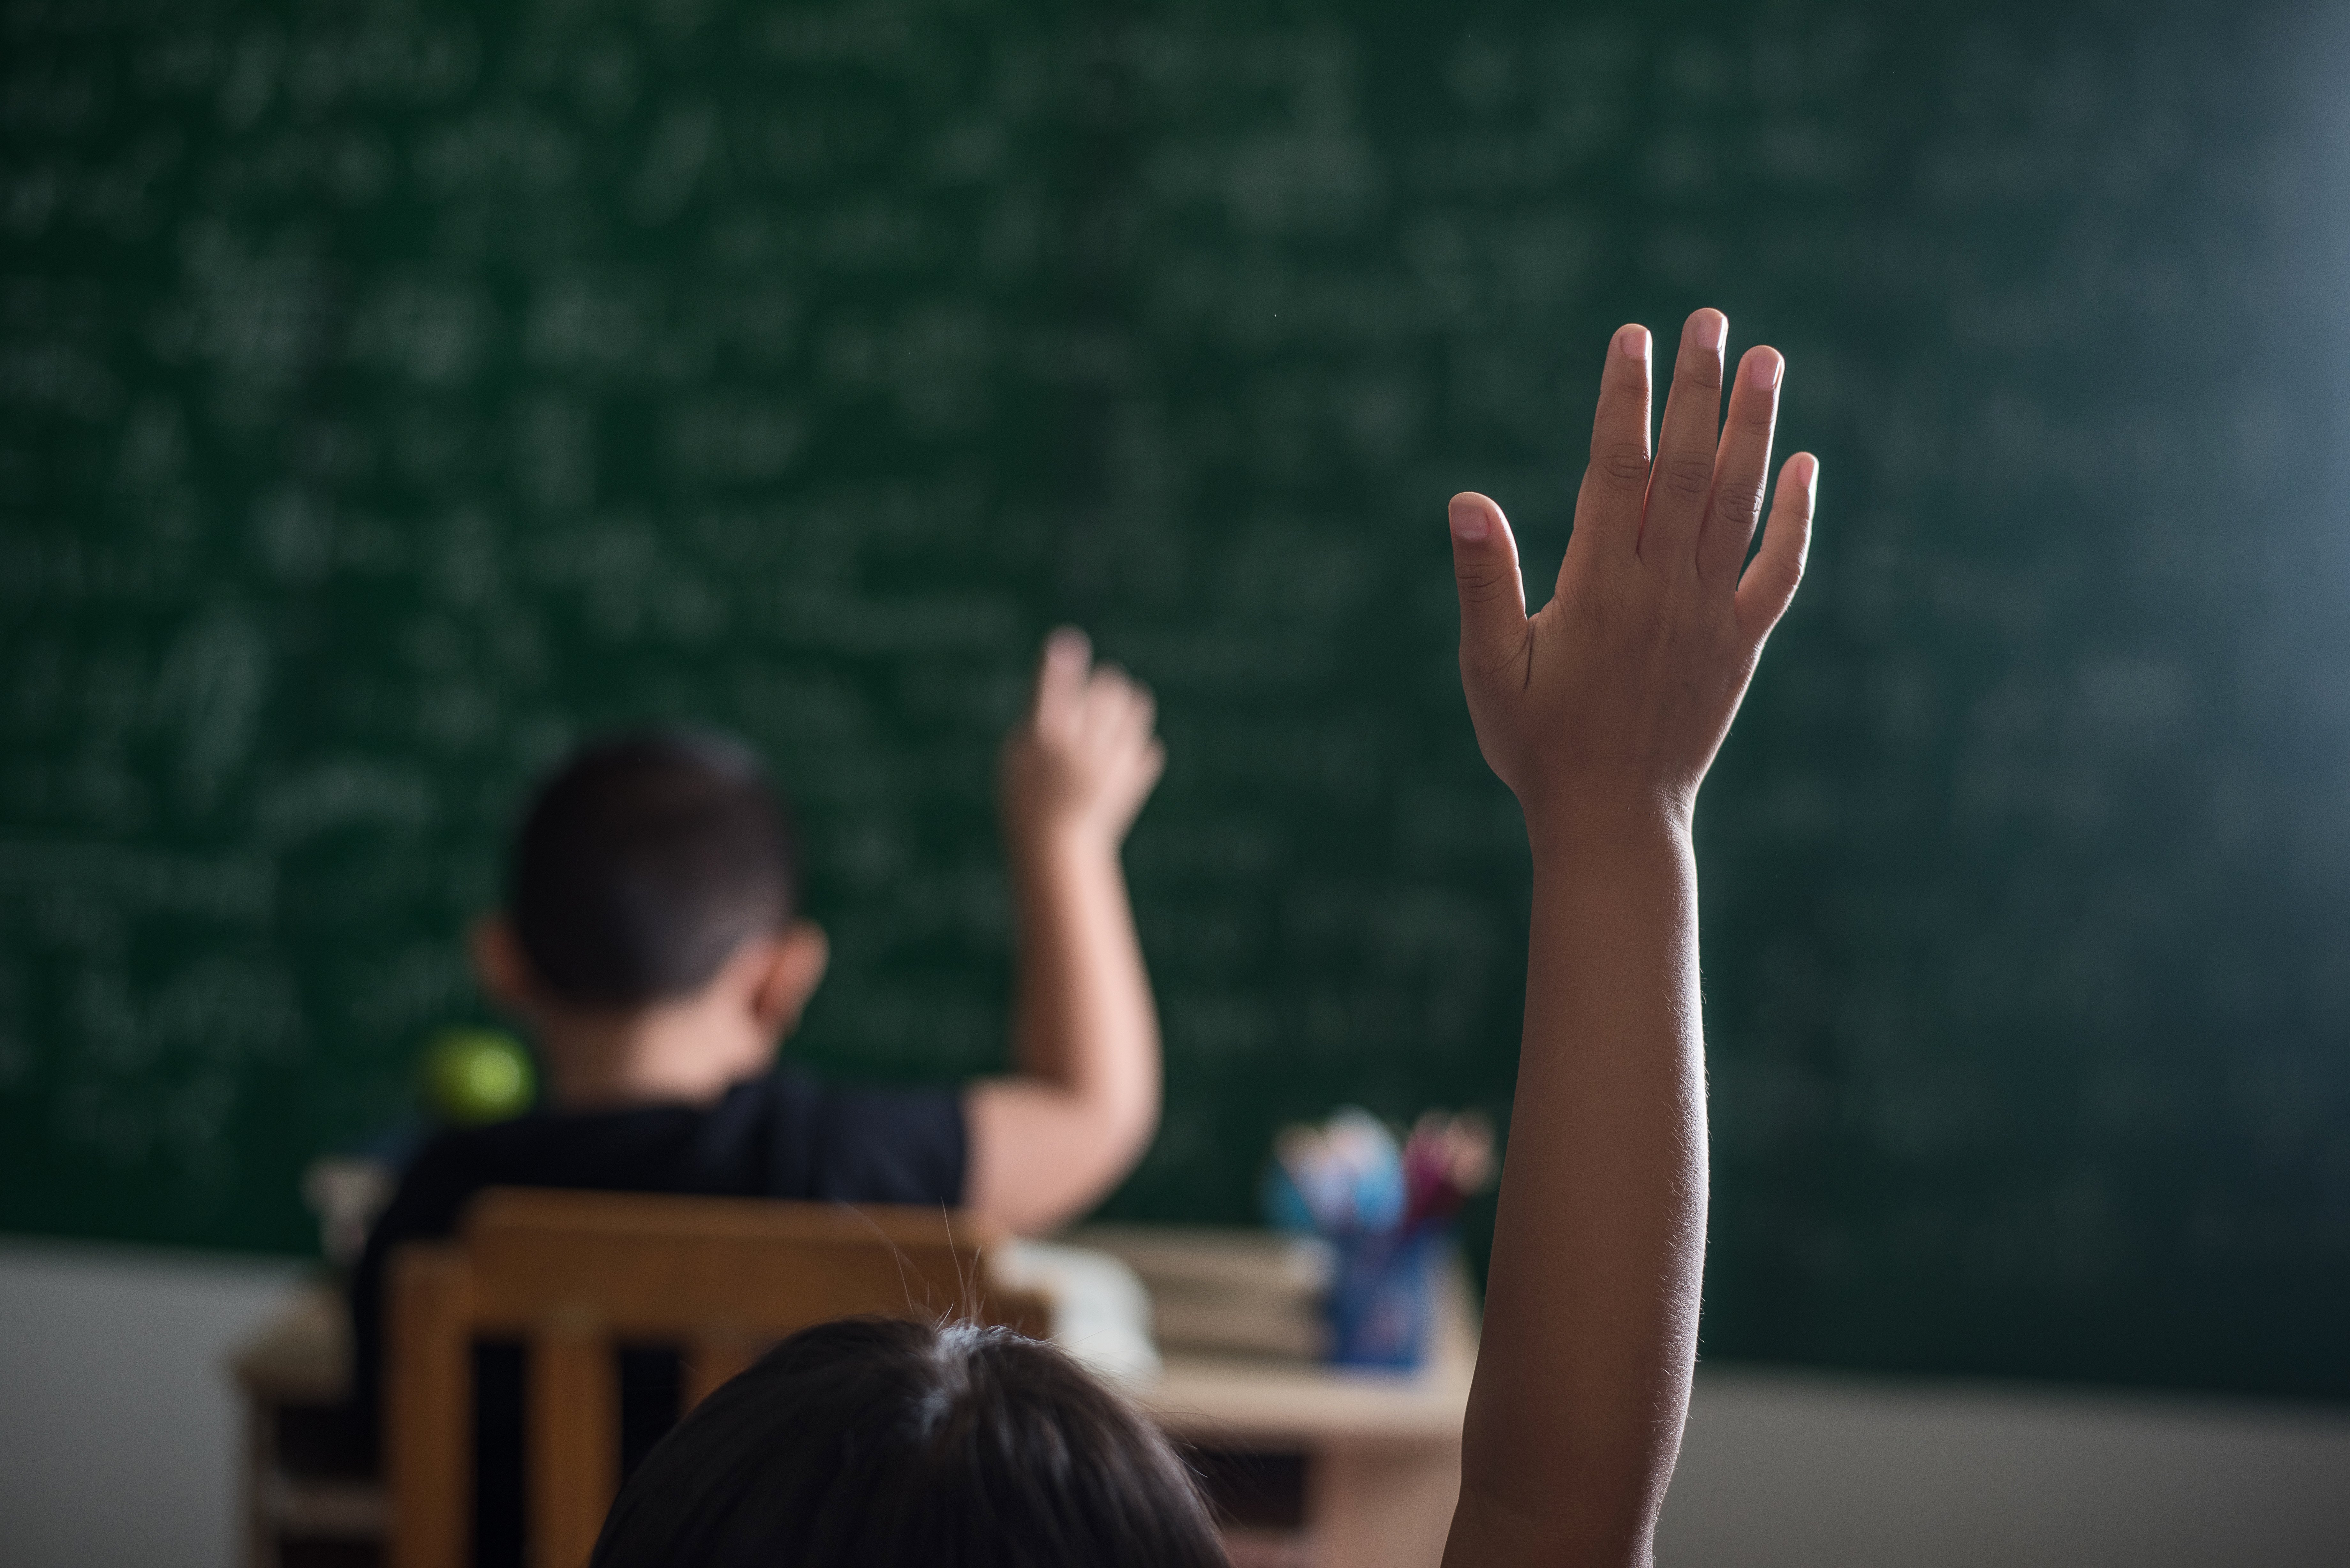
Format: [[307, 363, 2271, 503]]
[[969, 628, 1167, 1236], [1000, 628, 1166, 850]]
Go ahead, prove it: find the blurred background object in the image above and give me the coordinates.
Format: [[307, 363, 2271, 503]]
[[418, 1027, 534, 1128], [1262, 1106, 1493, 1366], [1076, 1225, 1337, 1361], [299, 1157, 391, 1270]]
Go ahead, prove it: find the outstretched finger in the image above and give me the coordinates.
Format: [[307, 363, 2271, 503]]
[[1696, 346, 1783, 591], [1032, 627, 1092, 734], [1642, 308, 1729, 570], [1735, 454, 1816, 642], [1449, 492, 1530, 685], [1571, 323, 1654, 566]]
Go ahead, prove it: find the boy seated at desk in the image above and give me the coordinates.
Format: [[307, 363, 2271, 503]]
[[348, 628, 1166, 1564]]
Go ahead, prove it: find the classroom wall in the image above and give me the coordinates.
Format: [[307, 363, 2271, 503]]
[[1663, 1369, 2350, 1566], [3, 1239, 2346, 1568], [0, 1240, 300, 1568]]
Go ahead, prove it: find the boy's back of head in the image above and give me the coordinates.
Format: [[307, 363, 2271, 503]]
[[510, 731, 798, 1010]]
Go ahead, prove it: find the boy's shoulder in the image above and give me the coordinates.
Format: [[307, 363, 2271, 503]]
[[398, 1071, 792, 1214], [386, 1067, 969, 1235]]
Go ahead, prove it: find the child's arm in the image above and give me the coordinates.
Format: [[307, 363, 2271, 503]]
[[963, 631, 1167, 1235], [1442, 311, 1816, 1567]]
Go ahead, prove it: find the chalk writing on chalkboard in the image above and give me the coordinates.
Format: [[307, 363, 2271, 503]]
[[4, 1, 2350, 1399]]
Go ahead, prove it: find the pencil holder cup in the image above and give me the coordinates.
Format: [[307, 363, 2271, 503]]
[[1325, 1224, 1439, 1369]]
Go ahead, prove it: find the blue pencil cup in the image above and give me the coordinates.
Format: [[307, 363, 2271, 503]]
[[1325, 1225, 1439, 1368]]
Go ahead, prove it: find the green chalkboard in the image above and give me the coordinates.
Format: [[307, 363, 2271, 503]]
[[7, 0, 2350, 1400]]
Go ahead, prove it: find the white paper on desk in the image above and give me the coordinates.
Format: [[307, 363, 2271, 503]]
[[995, 1240, 1164, 1391]]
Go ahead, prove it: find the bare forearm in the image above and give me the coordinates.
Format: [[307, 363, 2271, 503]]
[[1448, 797, 1707, 1566], [1010, 829, 1160, 1119], [965, 829, 1162, 1233]]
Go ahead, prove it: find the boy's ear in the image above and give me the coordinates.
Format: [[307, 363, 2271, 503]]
[[470, 916, 540, 1019], [750, 922, 830, 1036]]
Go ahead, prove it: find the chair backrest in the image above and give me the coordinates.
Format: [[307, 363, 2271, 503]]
[[386, 1189, 1052, 1568]]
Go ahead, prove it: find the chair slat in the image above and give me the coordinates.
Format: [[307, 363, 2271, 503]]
[[529, 1312, 618, 1568], [388, 1246, 472, 1568], [464, 1192, 1050, 1338]]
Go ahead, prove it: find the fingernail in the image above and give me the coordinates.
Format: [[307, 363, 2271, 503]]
[[1749, 351, 1781, 390], [1794, 453, 1817, 490], [1449, 500, 1489, 543], [1617, 324, 1649, 359], [1693, 311, 1725, 352]]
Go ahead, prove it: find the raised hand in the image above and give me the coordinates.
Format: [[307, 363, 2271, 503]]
[[970, 628, 1167, 1236], [999, 628, 1166, 850], [1440, 312, 1817, 1568], [1447, 309, 1816, 825]]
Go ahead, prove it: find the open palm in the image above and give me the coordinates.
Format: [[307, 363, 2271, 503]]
[[1449, 309, 1816, 823]]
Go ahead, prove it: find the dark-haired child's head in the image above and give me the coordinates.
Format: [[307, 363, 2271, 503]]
[[592, 1316, 1227, 1568], [473, 731, 831, 1109]]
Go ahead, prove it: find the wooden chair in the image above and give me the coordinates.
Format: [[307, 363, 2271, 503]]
[[385, 1189, 1052, 1568]]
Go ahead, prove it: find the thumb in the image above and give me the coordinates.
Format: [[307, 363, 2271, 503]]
[[1449, 493, 1528, 681]]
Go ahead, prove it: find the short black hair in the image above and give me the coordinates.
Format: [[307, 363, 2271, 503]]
[[508, 730, 798, 1009], [590, 1317, 1226, 1568]]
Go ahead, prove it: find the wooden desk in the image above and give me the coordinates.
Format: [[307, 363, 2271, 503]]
[[1137, 1261, 1475, 1568], [230, 1233, 1473, 1568], [228, 1285, 387, 1567]]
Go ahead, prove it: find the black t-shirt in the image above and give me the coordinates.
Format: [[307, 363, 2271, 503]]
[[348, 1067, 966, 1567]]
